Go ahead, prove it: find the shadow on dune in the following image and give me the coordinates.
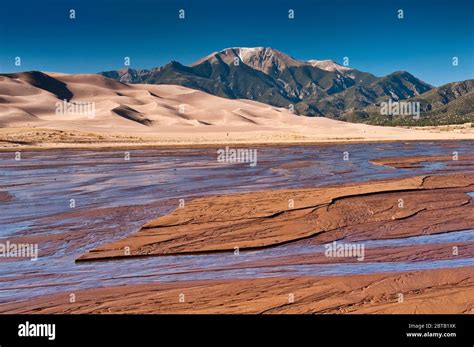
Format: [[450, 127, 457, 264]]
[[112, 105, 154, 126], [0, 71, 74, 101]]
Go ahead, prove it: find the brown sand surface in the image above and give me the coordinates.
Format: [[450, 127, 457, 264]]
[[370, 155, 474, 169], [1, 267, 472, 314], [77, 173, 474, 261], [0, 191, 12, 202]]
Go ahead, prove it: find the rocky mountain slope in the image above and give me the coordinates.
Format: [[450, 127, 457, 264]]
[[343, 79, 474, 125], [100, 47, 436, 119]]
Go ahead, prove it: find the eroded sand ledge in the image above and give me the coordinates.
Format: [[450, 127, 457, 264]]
[[2, 267, 473, 314], [77, 173, 474, 261], [370, 155, 474, 169]]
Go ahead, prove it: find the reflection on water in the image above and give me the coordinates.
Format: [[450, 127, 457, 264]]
[[0, 141, 473, 302]]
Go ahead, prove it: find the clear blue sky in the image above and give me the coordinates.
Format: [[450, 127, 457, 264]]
[[0, 0, 472, 86]]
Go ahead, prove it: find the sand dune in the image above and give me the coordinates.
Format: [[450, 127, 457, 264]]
[[0, 71, 473, 147], [0, 71, 304, 129]]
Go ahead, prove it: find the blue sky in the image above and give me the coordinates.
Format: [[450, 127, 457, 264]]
[[0, 0, 472, 86]]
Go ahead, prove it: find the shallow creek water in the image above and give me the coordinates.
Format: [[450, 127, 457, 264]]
[[0, 141, 473, 302]]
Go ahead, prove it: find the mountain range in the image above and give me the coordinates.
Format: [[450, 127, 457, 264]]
[[344, 79, 474, 125], [100, 47, 473, 125]]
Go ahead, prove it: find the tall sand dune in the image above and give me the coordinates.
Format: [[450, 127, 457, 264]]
[[0, 71, 472, 146]]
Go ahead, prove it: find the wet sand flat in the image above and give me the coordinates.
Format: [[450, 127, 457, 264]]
[[1, 142, 473, 313], [1, 267, 473, 314]]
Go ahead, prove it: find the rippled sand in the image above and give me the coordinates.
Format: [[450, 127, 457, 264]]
[[1, 141, 473, 313]]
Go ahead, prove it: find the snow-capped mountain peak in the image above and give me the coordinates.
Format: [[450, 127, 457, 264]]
[[223, 47, 305, 74], [191, 47, 305, 74], [307, 59, 352, 73]]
